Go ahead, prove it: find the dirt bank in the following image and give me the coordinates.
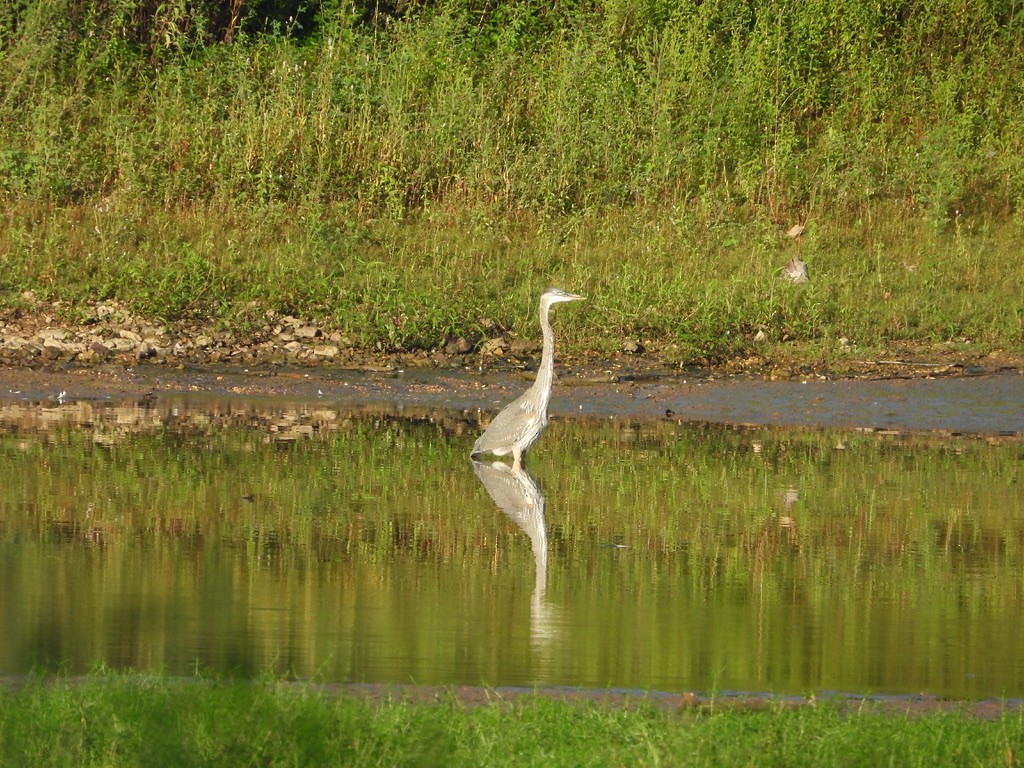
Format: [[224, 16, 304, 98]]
[[4, 296, 1022, 382]]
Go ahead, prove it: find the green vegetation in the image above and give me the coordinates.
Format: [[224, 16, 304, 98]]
[[2, 2, 1024, 363], [0, 675, 1021, 767]]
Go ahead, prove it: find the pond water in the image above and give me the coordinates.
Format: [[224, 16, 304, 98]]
[[1, 391, 1022, 699]]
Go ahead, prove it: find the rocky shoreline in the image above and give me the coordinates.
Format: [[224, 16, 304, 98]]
[[0, 293, 503, 371], [4, 292, 1022, 380]]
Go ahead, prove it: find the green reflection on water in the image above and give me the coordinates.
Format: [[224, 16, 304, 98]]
[[1, 399, 1022, 698]]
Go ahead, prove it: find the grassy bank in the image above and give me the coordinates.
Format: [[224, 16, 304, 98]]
[[2, 1, 1024, 364], [1, 676, 1022, 767], [3, 202, 1022, 366]]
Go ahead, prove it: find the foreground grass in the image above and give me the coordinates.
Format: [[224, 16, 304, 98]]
[[0, 676, 1021, 767]]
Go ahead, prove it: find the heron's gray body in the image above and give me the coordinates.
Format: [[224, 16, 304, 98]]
[[471, 288, 583, 469]]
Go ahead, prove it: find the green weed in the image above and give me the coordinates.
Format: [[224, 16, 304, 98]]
[[0, 675, 1021, 767]]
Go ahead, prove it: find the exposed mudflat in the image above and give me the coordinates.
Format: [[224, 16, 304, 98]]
[[4, 296, 1023, 435], [0, 359, 1021, 436]]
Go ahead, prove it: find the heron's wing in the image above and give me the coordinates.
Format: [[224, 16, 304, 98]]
[[471, 391, 541, 454]]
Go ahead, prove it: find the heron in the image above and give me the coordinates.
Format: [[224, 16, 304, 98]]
[[471, 287, 584, 469]]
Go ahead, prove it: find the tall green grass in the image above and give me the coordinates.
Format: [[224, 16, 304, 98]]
[[0, 675, 1021, 768], [2, 1, 1023, 359], [4, 1, 1023, 217]]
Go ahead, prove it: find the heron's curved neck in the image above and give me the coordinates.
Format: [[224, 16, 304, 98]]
[[531, 300, 556, 410]]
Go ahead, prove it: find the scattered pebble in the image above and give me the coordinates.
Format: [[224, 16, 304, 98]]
[[479, 338, 505, 356], [782, 256, 809, 283], [444, 336, 473, 355]]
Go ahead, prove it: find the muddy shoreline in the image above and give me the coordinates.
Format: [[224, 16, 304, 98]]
[[1, 358, 1022, 437]]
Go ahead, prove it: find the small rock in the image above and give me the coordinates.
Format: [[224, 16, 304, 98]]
[[41, 342, 64, 359], [108, 338, 136, 352], [677, 692, 700, 708], [284, 341, 303, 353], [508, 339, 540, 356], [754, 329, 768, 343], [118, 329, 142, 343], [21, 290, 38, 303], [194, 335, 213, 348], [277, 332, 296, 342], [444, 336, 473, 355], [782, 256, 809, 283], [136, 342, 156, 361], [294, 326, 322, 339], [96, 305, 117, 319], [312, 344, 339, 359], [480, 337, 505, 356]]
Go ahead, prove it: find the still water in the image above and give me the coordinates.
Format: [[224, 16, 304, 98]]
[[1, 395, 1022, 698]]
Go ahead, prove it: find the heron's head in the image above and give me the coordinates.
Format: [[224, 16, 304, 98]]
[[541, 287, 585, 307]]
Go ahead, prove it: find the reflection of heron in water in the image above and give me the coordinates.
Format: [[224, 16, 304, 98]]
[[471, 458, 556, 643], [471, 288, 584, 470]]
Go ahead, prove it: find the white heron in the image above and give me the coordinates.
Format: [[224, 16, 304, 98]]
[[471, 287, 584, 469]]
